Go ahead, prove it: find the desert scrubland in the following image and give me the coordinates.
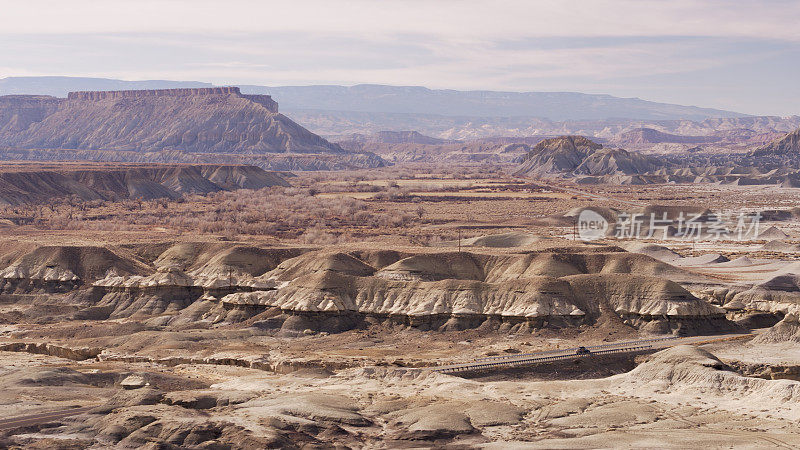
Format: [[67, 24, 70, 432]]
[[0, 85, 799, 448]]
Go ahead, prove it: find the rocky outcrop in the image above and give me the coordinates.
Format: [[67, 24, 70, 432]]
[[573, 148, 659, 175], [0, 342, 102, 360], [512, 134, 800, 186], [80, 245, 309, 320], [514, 135, 662, 178], [219, 272, 723, 326], [0, 245, 149, 293], [203, 248, 730, 334], [514, 136, 602, 176], [751, 313, 800, 343], [0, 240, 735, 334], [751, 127, 800, 156]]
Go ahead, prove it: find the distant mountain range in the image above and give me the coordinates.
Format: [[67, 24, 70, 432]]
[[1, 76, 745, 121], [248, 85, 748, 121], [3, 77, 798, 148]]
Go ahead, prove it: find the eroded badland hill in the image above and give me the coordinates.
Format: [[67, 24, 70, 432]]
[[1, 166, 800, 447], [1, 82, 800, 448]]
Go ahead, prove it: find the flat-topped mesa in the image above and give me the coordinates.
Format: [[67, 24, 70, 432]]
[[66, 87, 278, 113], [0, 86, 360, 156], [66, 86, 241, 101]]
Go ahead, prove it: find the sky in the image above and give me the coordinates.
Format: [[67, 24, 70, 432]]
[[1, 0, 798, 116]]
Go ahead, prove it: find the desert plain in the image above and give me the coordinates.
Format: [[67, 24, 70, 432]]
[[0, 159, 799, 448]]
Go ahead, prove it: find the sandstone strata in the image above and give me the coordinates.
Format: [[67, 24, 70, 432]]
[[0, 163, 288, 205]]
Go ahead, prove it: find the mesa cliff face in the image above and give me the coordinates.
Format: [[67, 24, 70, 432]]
[[0, 95, 61, 133], [0, 87, 345, 155]]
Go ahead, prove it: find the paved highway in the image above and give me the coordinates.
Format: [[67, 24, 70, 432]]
[[428, 333, 751, 374]]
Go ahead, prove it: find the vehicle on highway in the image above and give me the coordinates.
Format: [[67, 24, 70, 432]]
[[575, 346, 591, 355]]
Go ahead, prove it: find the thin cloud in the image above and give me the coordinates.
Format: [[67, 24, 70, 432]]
[[2, 0, 799, 41], [0, 1, 797, 115]]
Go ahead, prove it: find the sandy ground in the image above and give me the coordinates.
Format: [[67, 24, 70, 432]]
[[0, 179, 800, 447], [2, 337, 800, 448]]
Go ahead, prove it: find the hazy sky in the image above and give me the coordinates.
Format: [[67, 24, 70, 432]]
[[1, 0, 798, 115]]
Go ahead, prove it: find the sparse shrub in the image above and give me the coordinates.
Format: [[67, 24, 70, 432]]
[[299, 226, 338, 245]]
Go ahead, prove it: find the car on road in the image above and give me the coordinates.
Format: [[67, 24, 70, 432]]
[[576, 346, 591, 355]]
